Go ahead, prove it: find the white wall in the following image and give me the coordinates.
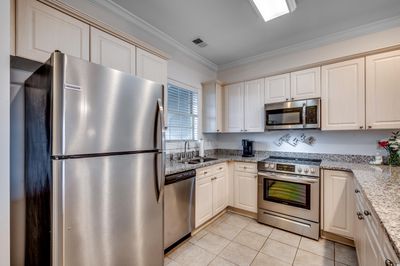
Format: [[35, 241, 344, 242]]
[[59, 0, 217, 89], [0, 0, 10, 265], [215, 130, 392, 156], [218, 26, 400, 83]]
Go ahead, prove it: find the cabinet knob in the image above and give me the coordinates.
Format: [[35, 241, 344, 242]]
[[356, 211, 364, 220], [244, 129, 248, 132], [286, 98, 289, 101], [364, 210, 371, 216], [216, 129, 220, 132], [368, 126, 372, 129], [359, 126, 363, 129], [355, 189, 360, 193], [385, 259, 394, 266], [204, 171, 208, 175], [254, 175, 257, 178], [291, 98, 294, 100]]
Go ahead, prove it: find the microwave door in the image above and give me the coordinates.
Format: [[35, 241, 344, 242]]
[[266, 108, 303, 129]]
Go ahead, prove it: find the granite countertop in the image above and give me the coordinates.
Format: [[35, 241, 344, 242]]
[[165, 155, 265, 175], [166, 156, 400, 258], [322, 161, 400, 259]]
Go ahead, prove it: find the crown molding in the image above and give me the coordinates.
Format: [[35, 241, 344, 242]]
[[219, 14, 400, 71], [89, 0, 218, 71]]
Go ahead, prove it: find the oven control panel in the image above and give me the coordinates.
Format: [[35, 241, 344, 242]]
[[259, 162, 320, 177]]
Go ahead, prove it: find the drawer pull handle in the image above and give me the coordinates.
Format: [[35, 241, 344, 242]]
[[356, 211, 364, 220], [385, 259, 394, 266], [355, 189, 360, 193], [364, 210, 371, 216]]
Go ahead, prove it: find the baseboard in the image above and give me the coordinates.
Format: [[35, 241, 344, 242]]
[[227, 206, 257, 219], [321, 230, 355, 247], [191, 209, 228, 235]]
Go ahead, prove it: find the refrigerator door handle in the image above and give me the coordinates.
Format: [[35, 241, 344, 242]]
[[156, 98, 166, 202]]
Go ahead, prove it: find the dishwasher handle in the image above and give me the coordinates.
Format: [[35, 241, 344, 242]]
[[165, 170, 196, 185]]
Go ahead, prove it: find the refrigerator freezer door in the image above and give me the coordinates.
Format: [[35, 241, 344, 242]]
[[54, 152, 164, 266], [52, 54, 164, 156]]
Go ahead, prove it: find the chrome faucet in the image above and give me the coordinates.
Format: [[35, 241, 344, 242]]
[[182, 140, 190, 161]]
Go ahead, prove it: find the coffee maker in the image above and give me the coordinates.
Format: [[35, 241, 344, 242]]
[[242, 139, 255, 157]]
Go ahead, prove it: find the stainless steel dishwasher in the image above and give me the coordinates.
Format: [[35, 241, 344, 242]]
[[164, 169, 195, 250]]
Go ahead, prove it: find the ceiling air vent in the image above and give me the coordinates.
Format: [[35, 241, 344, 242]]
[[192, 38, 207, 48]]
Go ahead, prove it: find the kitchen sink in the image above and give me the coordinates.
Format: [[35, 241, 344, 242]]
[[187, 158, 218, 164]]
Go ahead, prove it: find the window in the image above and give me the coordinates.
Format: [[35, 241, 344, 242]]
[[166, 83, 198, 141]]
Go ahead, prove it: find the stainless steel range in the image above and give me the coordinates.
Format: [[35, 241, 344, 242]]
[[257, 156, 321, 240]]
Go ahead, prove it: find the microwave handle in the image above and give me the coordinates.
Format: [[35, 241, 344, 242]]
[[302, 103, 306, 128]]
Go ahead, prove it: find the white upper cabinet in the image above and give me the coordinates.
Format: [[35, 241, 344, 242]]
[[290, 67, 321, 100], [202, 81, 224, 133], [136, 47, 168, 87], [264, 74, 290, 103], [244, 79, 265, 132], [136, 47, 168, 124], [90, 27, 136, 74], [16, 0, 89, 62], [224, 82, 244, 132], [322, 58, 365, 130], [366, 50, 400, 129]]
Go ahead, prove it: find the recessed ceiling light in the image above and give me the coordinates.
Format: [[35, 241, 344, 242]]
[[250, 0, 297, 22]]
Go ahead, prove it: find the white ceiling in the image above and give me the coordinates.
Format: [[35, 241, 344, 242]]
[[111, 0, 400, 67]]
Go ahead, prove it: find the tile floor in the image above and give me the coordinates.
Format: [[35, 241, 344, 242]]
[[165, 212, 358, 266]]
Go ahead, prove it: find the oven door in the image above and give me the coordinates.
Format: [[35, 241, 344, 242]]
[[258, 172, 319, 222]]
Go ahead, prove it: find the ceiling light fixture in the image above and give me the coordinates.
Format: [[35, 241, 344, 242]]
[[250, 0, 297, 22]]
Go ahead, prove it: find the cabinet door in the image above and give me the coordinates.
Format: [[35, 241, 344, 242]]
[[321, 58, 365, 130], [16, 0, 89, 62], [265, 74, 290, 103], [323, 170, 354, 238], [364, 223, 383, 266], [195, 177, 213, 228], [244, 79, 265, 132], [212, 173, 227, 215], [90, 27, 135, 74], [224, 83, 244, 132], [234, 170, 257, 213], [366, 50, 400, 129], [136, 47, 168, 124], [290, 67, 321, 100], [202, 81, 223, 133]]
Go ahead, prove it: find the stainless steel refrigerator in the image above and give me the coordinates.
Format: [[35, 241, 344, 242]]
[[24, 51, 165, 266]]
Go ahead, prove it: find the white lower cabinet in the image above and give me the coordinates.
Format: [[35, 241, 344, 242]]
[[195, 175, 213, 227], [234, 162, 257, 213], [353, 177, 400, 266], [323, 170, 354, 238], [195, 163, 228, 228]]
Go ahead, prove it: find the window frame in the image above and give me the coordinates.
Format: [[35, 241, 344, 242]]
[[166, 80, 199, 142]]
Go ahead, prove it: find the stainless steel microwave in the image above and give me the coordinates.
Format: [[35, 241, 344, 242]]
[[265, 98, 320, 130]]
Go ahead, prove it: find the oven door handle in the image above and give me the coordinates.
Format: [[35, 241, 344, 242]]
[[258, 172, 319, 184], [302, 103, 307, 128]]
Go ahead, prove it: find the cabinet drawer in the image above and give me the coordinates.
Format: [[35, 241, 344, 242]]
[[235, 162, 257, 173], [196, 166, 215, 179], [213, 163, 227, 174]]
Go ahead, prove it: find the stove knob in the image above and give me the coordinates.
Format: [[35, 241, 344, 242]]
[[304, 168, 309, 174], [297, 167, 302, 173], [310, 168, 316, 174], [269, 164, 275, 169]]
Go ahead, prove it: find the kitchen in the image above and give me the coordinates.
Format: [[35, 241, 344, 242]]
[[3, 0, 400, 265]]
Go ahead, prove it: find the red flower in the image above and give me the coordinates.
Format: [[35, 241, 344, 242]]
[[378, 140, 389, 148]]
